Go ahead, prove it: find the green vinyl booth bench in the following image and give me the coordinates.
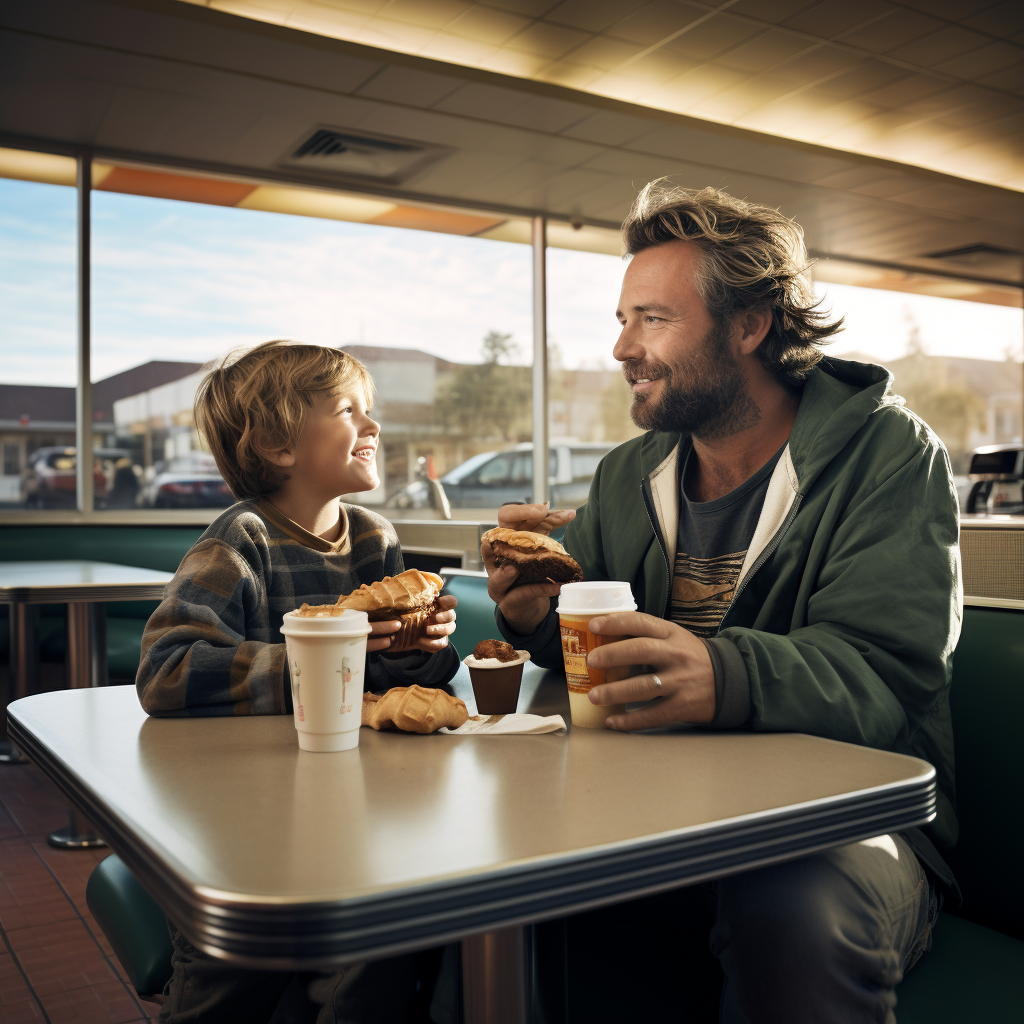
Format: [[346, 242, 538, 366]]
[[0, 525, 205, 681], [84, 595, 1024, 1018]]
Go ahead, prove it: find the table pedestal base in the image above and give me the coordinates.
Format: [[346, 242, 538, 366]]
[[463, 926, 529, 1024], [47, 809, 106, 850]]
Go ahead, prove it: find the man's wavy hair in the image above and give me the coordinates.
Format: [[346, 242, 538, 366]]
[[622, 180, 842, 384], [194, 340, 374, 500]]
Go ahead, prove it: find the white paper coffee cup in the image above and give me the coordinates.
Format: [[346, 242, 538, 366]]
[[557, 581, 637, 729], [280, 608, 372, 752]]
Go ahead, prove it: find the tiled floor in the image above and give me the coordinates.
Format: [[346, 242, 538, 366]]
[[0, 724, 162, 1023]]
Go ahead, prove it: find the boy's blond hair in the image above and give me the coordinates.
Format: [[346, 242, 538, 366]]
[[194, 340, 374, 500]]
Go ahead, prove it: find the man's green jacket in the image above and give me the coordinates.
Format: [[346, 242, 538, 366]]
[[506, 358, 960, 884]]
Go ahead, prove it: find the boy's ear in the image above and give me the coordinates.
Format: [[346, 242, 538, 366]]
[[262, 445, 296, 469]]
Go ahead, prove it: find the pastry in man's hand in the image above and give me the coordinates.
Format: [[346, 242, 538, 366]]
[[481, 527, 584, 586], [336, 569, 443, 651], [361, 685, 468, 734]]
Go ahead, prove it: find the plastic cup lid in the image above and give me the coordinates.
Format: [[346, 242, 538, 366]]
[[556, 581, 636, 616], [280, 608, 371, 637]]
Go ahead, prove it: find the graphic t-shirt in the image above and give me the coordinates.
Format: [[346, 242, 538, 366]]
[[671, 444, 785, 638]]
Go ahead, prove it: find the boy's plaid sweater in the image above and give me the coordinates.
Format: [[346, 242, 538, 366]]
[[136, 499, 460, 716]]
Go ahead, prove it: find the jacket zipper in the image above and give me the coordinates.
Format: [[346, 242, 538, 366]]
[[641, 481, 672, 615], [727, 495, 804, 613]]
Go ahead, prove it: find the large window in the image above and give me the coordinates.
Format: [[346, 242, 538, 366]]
[[815, 270, 1024, 504], [86, 163, 532, 517], [0, 157, 77, 510], [2, 144, 1022, 522]]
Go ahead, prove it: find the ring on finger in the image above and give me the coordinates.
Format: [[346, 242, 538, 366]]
[[651, 674, 664, 693]]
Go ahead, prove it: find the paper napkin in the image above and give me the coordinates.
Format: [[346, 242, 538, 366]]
[[440, 713, 567, 736]]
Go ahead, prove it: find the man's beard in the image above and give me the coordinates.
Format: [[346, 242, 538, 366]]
[[623, 320, 759, 439]]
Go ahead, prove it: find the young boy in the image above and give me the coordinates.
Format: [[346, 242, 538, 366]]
[[137, 340, 459, 1022]]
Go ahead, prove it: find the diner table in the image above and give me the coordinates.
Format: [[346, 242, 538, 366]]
[[8, 664, 937, 1024], [1, 559, 173, 845]]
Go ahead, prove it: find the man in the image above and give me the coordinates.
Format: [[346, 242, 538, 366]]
[[483, 181, 959, 1023]]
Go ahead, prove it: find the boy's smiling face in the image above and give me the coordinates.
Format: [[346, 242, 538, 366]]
[[284, 389, 380, 499]]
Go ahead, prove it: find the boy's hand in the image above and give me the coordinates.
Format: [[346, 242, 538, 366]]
[[368, 620, 402, 653], [368, 596, 458, 653], [414, 594, 457, 653]]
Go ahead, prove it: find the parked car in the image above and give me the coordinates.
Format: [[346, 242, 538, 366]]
[[139, 454, 234, 509], [21, 446, 132, 509], [385, 442, 617, 512]]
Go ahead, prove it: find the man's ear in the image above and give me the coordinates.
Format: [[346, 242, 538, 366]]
[[734, 307, 772, 356]]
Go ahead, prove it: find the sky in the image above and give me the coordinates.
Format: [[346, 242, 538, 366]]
[[1, 177, 1022, 389]]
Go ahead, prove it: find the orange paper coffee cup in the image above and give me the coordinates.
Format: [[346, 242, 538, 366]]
[[557, 581, 637, 729]]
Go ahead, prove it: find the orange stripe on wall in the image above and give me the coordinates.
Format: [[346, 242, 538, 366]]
[[367, 205, 504, 235], [97, 167, 257, 206]]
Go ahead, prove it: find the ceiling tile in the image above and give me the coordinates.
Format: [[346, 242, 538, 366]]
[[565, 35, 645, 70], [980, 63, 1024, 93], [661, 13, 764, 61], [504, 20, 590, 58], [887, 25, 991, 66], [284, 2, 368, 36], [782, 0, 897, 41], [446, 5, 531, 45], [535, 60, 607, 90], [608, 0, 707, 47], [560, 109, 654, 146], [935, 40, 1024, 80], [812, 60, 913, 99], [431, 80, 534, 120], [659, 64, 751, 106], [494, 94, 596, 133], [546, 0, 650, 35], [770, 45, 866, 83], [354, 65, 460, 107], [839, 8, 943, 53], [715, 28, 817, 73], [376, 0, 473, 31], [962, 1, 1024, 38], [212, 0, 293, 24], [592, 71, 667, 103], [857, 72, 961, 109], [483, 0, 553, 14], [505, 166, 617, 207], [482, 48, 553, 77], [696, 73, 805, 118], [418, 34, 501, 64], [616, 49, 702, 82], [897, 0, 998, 23], [727, 0, 818, 23]]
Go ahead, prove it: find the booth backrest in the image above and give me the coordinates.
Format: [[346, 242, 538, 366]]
[[440, 571, 494, 658], [944, 605, 1024, 940]]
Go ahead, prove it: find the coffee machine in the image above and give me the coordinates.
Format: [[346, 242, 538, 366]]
[[965, 444, 1024, 515]]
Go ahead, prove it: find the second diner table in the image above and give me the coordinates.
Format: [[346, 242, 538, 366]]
[[8, 664, 937, 1024]]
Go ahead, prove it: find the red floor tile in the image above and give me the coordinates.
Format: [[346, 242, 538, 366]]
[[0, 750, 152, 1023], [0, 951, 47, 1022], [39, 978, 147, 1024]]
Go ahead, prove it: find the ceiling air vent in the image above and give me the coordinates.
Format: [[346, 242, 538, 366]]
[[281, 127, 448, 184]]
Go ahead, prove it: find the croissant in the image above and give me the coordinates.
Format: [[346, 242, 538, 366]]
[[336, 570, 444, 651], [361, 685, 469, 734], [481, 528, 583, 586]]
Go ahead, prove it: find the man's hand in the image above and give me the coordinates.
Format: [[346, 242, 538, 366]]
[[497, 501, 576, 535], [482, 502, 576, 635], [585, 612, 716, 729], [367, 595, 457, 653]]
